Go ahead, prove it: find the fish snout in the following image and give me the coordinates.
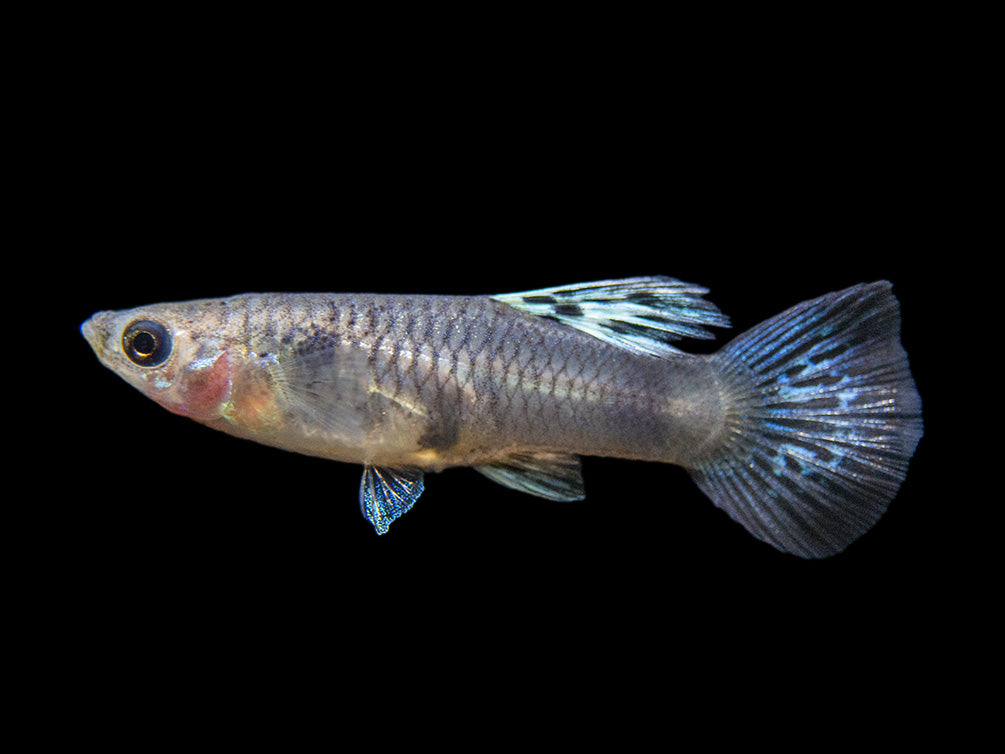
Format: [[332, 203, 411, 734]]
[[80, 316, 96, 343], [80, 312, 115, 360]]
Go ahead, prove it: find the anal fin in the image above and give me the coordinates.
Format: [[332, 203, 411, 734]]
[[476, 451, 585, 502], [360, 465, 424, 534]]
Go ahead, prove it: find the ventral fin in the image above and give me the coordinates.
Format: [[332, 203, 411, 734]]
[[359, 465, 424, 535], [476, 451, 585, 501], [492, 276, 729, 357]]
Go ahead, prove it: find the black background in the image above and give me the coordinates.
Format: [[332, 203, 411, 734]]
[[28, 16, 972, 732]]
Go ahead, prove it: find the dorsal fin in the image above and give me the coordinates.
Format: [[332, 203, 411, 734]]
[[492, 276, 729, 357]]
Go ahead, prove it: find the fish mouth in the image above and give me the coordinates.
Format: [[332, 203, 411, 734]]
[[80, 312, 112, 360], [80, 317, 96, 343]]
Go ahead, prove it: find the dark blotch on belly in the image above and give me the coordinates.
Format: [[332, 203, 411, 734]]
[[418, 418, 460, 451]]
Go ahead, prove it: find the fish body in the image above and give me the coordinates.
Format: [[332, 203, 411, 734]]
[[82, 277, 923, 557]]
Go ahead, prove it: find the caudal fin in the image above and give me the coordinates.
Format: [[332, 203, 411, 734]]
[[691, 282, 923, 558]]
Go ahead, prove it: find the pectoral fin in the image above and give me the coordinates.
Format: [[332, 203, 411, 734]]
[[359, 465, 425, 534], [476, 451, 585, 501]]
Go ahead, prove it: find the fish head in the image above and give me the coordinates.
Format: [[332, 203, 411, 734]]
[[81, 302, 235, 424]]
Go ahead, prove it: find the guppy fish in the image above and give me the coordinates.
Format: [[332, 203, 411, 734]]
[[81, 277, 923, 557]]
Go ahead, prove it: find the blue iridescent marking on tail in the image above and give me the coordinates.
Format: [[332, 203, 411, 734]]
[[690, 282, 922, 558]]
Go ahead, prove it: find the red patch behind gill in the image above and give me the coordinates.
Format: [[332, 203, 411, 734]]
[[164, 351, 232, 421]]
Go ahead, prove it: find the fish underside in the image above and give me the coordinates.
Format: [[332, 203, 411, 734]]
[[81, 277, 923, 558]]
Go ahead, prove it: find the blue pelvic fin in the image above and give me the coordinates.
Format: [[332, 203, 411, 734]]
[[493, 277, 729, 357], [691, 282, 923, 558], [476, 451, 585, 501], [359, 465, 425, 535]]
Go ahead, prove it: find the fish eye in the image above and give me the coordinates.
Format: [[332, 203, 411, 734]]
[[122, 319, 172, 367]]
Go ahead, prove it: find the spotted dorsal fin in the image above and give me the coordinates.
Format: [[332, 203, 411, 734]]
[[492, 276, 729, 357]]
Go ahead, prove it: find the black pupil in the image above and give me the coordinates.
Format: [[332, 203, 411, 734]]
[[132, 331, 157, 356]]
